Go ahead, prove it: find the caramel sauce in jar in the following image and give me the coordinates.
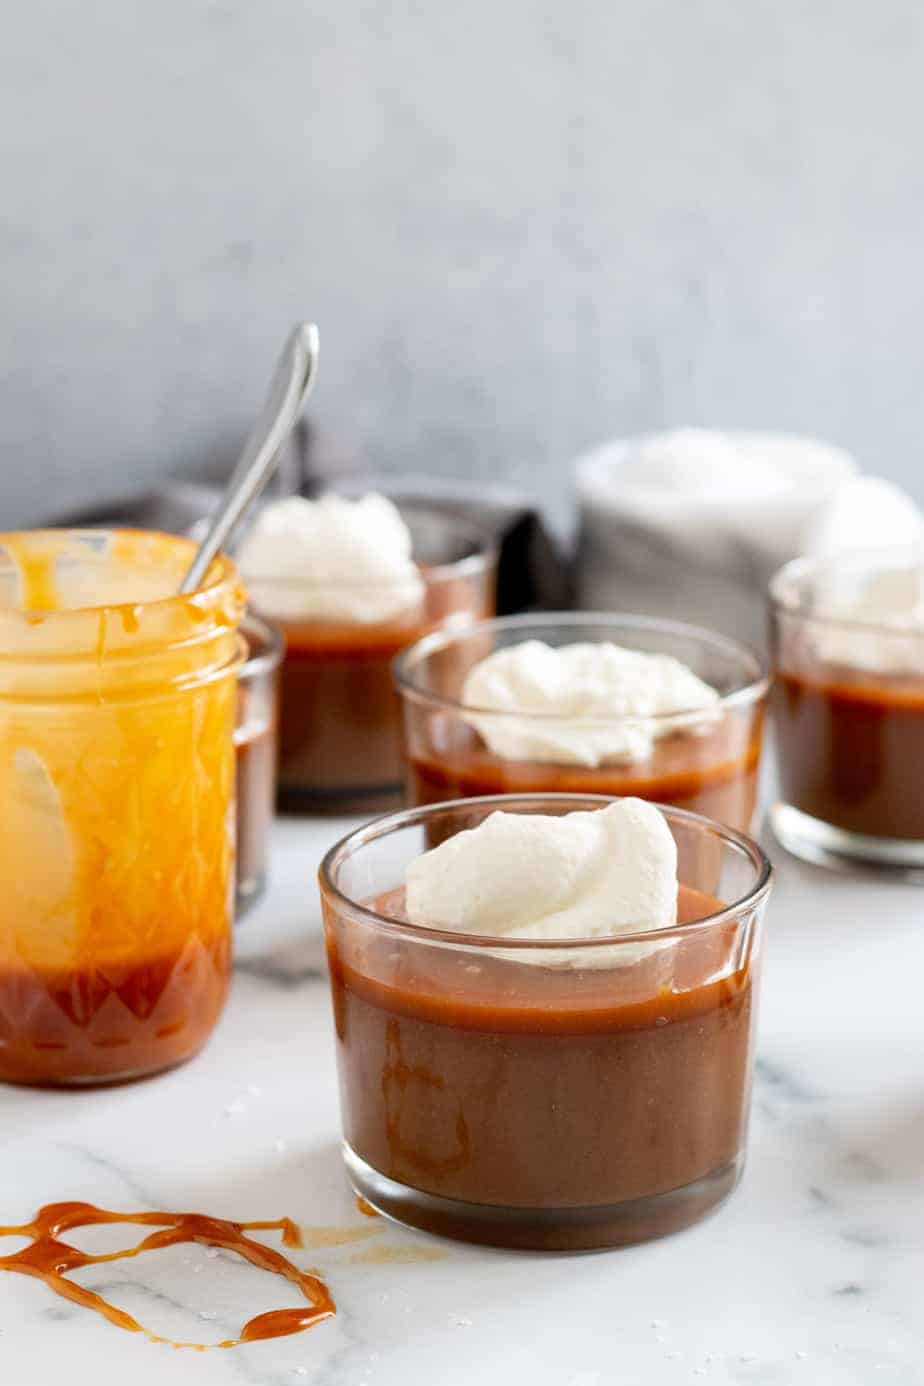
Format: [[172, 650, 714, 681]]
[[0, 530, 246, 1085]]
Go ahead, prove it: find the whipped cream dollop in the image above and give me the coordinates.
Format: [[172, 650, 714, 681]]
[[460, 640, 721, 766], [236, 493, 425, 623], [812, 568, 924, 674], [405, 798, 677, 947]]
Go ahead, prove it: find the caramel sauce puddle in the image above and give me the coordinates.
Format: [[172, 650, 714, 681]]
[[0, 1202, 334, 1349]]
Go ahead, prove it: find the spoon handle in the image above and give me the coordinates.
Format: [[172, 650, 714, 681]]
[[180, 322, 320, 594]]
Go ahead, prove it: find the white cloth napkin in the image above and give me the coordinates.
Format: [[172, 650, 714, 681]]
[[575, 429, 924, 649]]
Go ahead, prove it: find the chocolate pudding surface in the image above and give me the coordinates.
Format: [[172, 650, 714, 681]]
[[775, 666, 924, 841], [327, 884, 756, 1217], [407, 713, 763, 832]]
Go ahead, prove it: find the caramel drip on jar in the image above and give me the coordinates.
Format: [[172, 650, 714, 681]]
[[0, 1202, 335, 1349], [2, 535, 64, 611]]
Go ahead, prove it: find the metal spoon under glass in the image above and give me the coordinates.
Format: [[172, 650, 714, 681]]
[[180, 322, 320, 594]]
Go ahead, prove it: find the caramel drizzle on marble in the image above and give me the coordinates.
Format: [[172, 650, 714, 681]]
[[0, 1201, 335, 1350]]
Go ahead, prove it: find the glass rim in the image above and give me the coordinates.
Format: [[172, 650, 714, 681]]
[[0, 527, 240, 625], [239, 501, 499, 590], [769, 547, 924, 635], [319, 792, 773, 952], [240, 611, 284, 678], [393, 611, 769, 724]]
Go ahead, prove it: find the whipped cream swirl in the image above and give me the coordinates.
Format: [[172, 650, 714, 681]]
[[237, 493, 424, 624], [405, 798, 678, 948], [461, 640, 721, 766]]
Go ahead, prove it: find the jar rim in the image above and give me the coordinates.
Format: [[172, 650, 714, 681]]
[[0, 529, 246, 700], [0, 528, 241, 627]]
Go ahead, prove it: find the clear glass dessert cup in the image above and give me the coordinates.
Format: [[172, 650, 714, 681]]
[[0, 529, 246, 1086], [395, 613, 768, 833], [234, 613, 283, 916], [770, 548, 924, 876], [241, 503, 497, 815], [319, 794, 772, 1251]]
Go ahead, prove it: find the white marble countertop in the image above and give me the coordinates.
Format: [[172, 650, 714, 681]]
[[3, 809, 923, 1386]]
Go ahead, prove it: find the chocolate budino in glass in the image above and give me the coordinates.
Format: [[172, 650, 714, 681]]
[[396, 614, 767, 833], [319, 794, 771, 1251], [771, 549, 924, 874], [242, 503, 496, 814]]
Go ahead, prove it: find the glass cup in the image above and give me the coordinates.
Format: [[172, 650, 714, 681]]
[[241, 503, 497, 814], [234, 613, 283, 916], [319, 794, 771, 1251], [770, 549, 924, 874], [395, 614, 768, 833], [0, 529, 245, 1085]]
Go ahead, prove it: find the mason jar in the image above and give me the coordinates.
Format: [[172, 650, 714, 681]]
[[0, 529, 245, 1085]]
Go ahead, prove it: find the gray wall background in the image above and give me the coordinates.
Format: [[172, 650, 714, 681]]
[[2, 0, 923, 528]]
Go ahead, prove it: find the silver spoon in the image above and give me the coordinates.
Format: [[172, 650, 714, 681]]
[[180, 322, 320, 593]]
